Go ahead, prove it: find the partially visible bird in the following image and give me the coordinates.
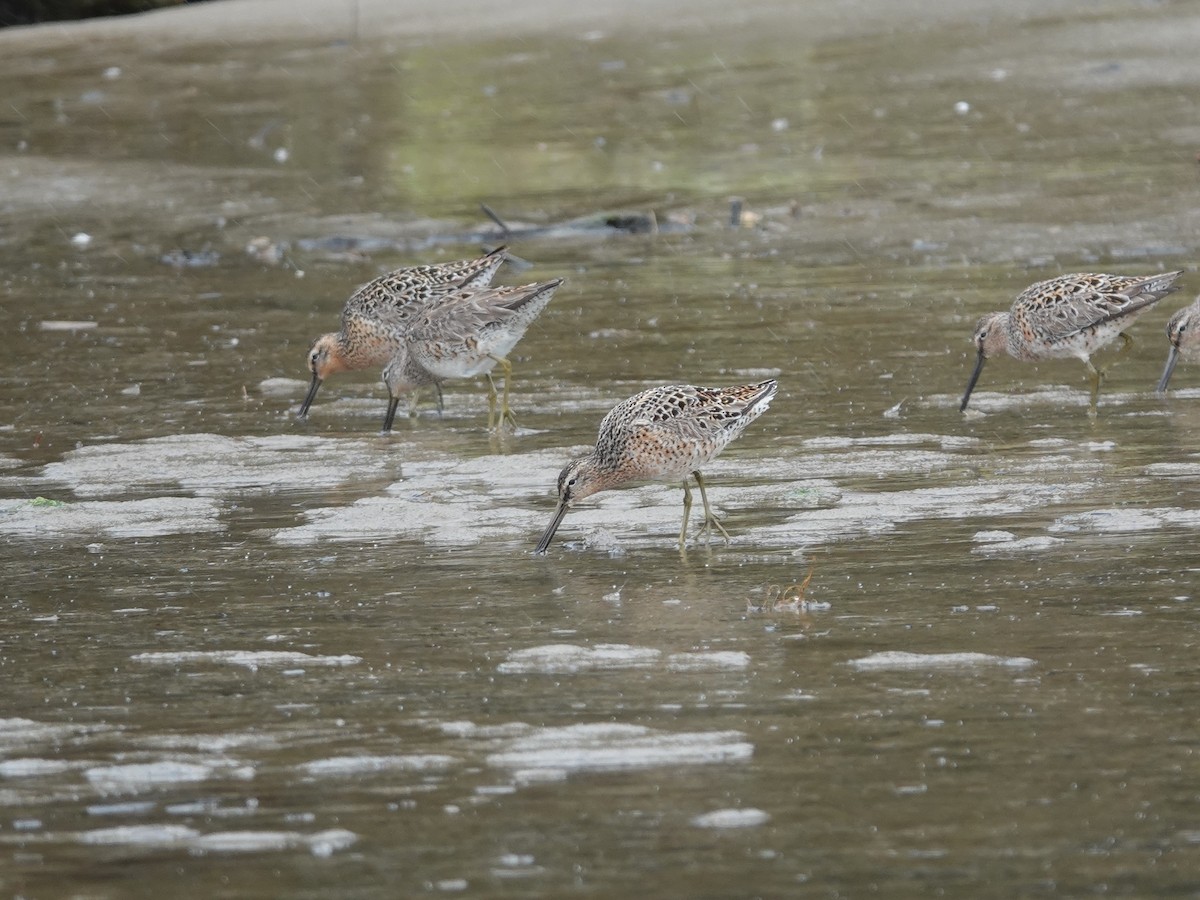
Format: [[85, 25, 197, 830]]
[[535, 380, 777, 553], [299, 246, 508, 419], [960, 271, 1182, 414], [381, 278, 563, 432], [1156, 295, 1200, 393]]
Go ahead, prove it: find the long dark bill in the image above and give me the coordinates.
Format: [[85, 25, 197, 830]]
[[1156, 346, 1181, 394], [534, 500, 570, 554], [299, 374, 323, 418], [959, 352, 987, 412]]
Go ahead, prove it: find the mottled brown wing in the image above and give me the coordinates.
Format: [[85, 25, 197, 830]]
[[1013, 272, 1180, 339], [341, 280, 459, 334], [404, 286, 519, 347]]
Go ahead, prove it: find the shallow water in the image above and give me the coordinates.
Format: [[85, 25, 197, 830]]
[[3, 2, 1200, 896]]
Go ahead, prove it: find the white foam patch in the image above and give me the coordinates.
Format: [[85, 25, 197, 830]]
[[299, 754, 457, 777], [165, 795, 267, 817], [972, 530, 1016, 544], [1166, 509, 1200, 527], [1145, 461, 1200, 478], [496, 645, 751, 674], [969, 507, 1200, 550], [938, 385, 1098, 413], [511, 768, 569, 786], [666, 651, 751, 671], [485, 723, 753, 773], [139, 732, 281, 753], [86, 801, 157, 816], [497, 644, 661, 674], [164, 800, 224, 816], [496, 852, 537, 867], [38, 433, 403, 499], [39, 318, 96, 330], [972, 536, 1066, 555], [1050, 509, 1164, 534], [185, 830, 288, 852], [78, 824, 199, 846], [188, 828, 357, 855], [849, 651, 1036, 671], [261, 431, 1115, 553], [0, 758, 81, 778], [84, 761, 215, 794], [743, 481, 1070, 549], [0, 497, 222, 538], [0, 718, 111, 748], [1048, 507, 1200, 535], [802, 433, 980, 451], [75, 825, 355, 856], [131, 650, 362, 670], [272, 449, 571, 547], [437, 721, 531, 740], [258, 377, 308, 398], [756, 448, 964, 480], [691, 808, 770, 828], [274, 448, 809, 549]]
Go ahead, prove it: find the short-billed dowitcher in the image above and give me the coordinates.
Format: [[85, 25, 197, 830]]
[[1155, 295, 1200, 392], [380, 278, 563, 432], [534, 379, 777, 553], [299, 246, 508, 418], [960, 270, 1182, 414]]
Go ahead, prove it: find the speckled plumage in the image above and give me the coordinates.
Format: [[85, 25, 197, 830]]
[[1156, 295, 1200, 392], [298, 246, 508, 418], [960, 271, 1182, 413], [380, 278, 563, 432], [535, 380, 777, 553]]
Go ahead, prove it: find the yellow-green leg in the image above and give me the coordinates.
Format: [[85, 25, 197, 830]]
[[1084, 359, 1102, 417], [405, 383, 445, 418], [693, 471, 731, 543], [484, 374, 498, 430], [1084, 333, 1134, 416], [678, 477, 693, 551], [1097, 332, 1135, 392], [1105, 332, 1135, 369], [486, 355, 517, 430]]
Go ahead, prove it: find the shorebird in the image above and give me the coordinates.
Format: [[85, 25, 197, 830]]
[[535, 380, 777, 553], [1156, 295, 1200, 392], [299, 246, 507, 418], [960, 271, 1182, 414], [380, 278, 563, 432]]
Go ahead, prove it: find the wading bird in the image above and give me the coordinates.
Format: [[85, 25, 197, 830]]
[[381, 278, 563, 432], [535, 380, 777, 552], [1155, 295, 1200, 393], [299, 246, 508, 419], [960, 271, 1182, 414]]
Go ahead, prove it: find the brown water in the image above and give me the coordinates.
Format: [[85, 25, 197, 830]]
[[3, 3, 1200, 897]]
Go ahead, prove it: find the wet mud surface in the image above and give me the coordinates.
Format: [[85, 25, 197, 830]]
[[2, 0, 1200, 896]]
